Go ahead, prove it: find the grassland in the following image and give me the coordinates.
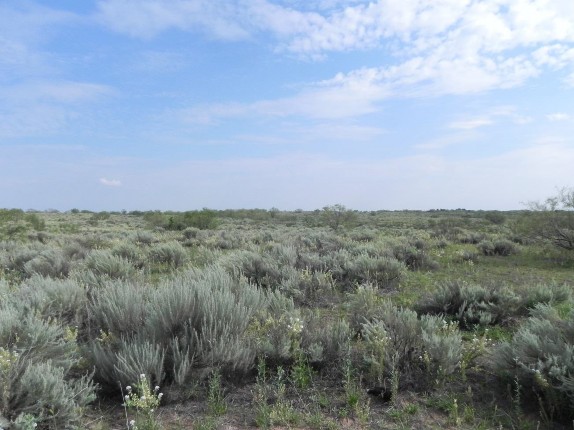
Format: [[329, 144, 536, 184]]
[[1, 208, 573, 429]]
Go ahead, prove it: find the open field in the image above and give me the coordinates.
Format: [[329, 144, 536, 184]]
[[1, 208, 574, 429]]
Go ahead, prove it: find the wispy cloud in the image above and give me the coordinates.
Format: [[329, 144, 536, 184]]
[[546, 112, 571, 121], [99, 177, 122, 187], [449, 118, 492, 130], [97, 0, 574, 123], [95, 0, 250, 40]]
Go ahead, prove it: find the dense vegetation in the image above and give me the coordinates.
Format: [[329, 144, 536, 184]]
[[0, 206, 573, 429]]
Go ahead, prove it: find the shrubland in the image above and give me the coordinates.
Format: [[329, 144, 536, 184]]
[[0, 206, 573, 429]]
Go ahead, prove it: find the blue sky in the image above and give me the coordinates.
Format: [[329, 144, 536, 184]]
[[1, 0, 573, 211]]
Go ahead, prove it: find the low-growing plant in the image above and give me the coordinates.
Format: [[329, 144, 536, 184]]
[[417, 280, 521, 329], [478, 239, 517, 256], [122, 374, 163, 430], [361, 301, 462, 392], [148, 241, 188, 269], [491, 304, 574, 422], [17, 275, 87, 324], [0, 307, 95, 429], [23, 249, 70, 278]]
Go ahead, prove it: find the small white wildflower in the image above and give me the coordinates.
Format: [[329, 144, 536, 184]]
[[130, 420, 136, 427], [141, 396, 146, 400], [158, 393, 163, 399], [126, 385, 132, 391], [124, 395, 129, 400], [140, 374, 146, 379], [154, 385, 160, 392]]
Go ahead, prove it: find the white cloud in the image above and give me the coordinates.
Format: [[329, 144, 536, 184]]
[[546, 112, 571, 121], [449, 118, 492, 130], [0, 81, 113, 138], [96, 0, 249, 40], [416, 132, 478, 150], [100, 177, 122, 187], [179, 70, 386, 122], [97, 0, 574, 116]]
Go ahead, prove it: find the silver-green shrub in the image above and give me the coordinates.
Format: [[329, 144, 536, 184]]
[[521, 282, 572, 311], [89, 280, 148, 338], [491, 304, 574, 421], [361, 301, 462, 391], [0, 306, 95, 428], [417, 280, 521, 329], [23, 249, 70, 278], [17, 275, 87, 324], [148, 241, 188, 268], [223, 250, 284, 289]]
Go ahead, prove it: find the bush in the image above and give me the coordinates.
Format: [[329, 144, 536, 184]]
[[484, 211, 506, 225], [133, 231, 155, 246], [300, 314, 352, 370], [88, 280, 148, 338], [391, 242, 439, 271], [417, 281, 521, 329], [518, 187, 574, 251], [88, 266, 275, 390], [1, 359, 95, 429], [148, 242, 188, 269], [341, 254, 406, 290], [0, 307, 96, 428], [477, 239, 517, 256], [360, 301, 462, 391], [17, 276, 87, 324], [223, 250, 283, 289], [23, 249, 70, 278], [491, 304, 574, 422], [521, 282, 572, 311], [346, 283, 384, 333], [82, 250, 139, 281]]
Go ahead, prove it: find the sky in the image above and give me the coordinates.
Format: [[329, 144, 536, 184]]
[[1, 0, 573, 211]]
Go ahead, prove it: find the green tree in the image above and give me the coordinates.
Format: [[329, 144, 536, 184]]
[[520, 187, 574, 251], [321, 204, 356, 230]]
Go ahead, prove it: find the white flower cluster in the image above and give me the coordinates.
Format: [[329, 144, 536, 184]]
[[287, 317, 304, 335]]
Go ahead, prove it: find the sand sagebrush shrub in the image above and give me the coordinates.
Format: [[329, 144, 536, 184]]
[[283, 268, 335, 306], [300, 314, 352, 370], [296, 231, 344, 255], [148, 241, 188, 268], [1, 244, 45, 278], [341, 254, 406, 289], [361, 302, 462, 391], [521, 282, 572, 311], [145, 267, 270, 377], [0, 307, 77, 371], [23, 249, 70, 278], [133, 231, 155, 246], [223, 250, 283, 289], [491, 304, 574, 422], [0, 306, 95, 428], [112, 242, 143, 265], [417, 281, 520, 329], [478, 239, 517, 256], [391, 242, 439, 271], [458, 230, 486, 245], [62, 241, 90, 261], [81, 250, 139, 284], [17, 275, 87, 324], [1, 359, 95, 429], [89, 280, 148, 338], [347, 283, 384, 333]]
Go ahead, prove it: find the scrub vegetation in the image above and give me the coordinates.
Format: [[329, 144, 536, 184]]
[[0, 202, 573, 429]]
